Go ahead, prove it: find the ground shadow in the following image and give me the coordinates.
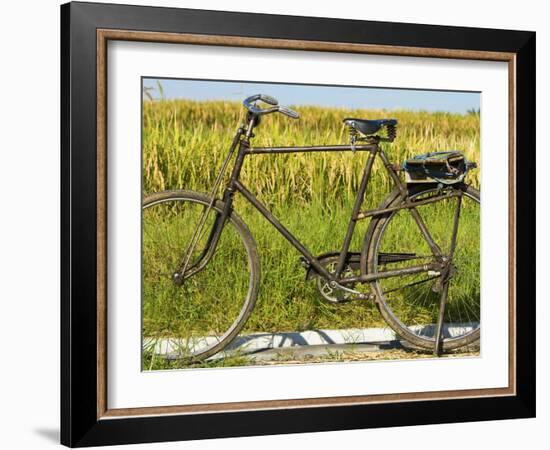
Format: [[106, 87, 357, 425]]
[[34, 428, 59, 444]]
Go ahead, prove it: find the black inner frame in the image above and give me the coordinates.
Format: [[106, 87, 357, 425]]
[[61, 2, 535, 447]]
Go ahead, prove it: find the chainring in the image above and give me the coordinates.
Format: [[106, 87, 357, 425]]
[[314, 255, 362, 303]]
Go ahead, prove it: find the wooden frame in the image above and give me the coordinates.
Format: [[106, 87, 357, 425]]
[[61, 1, 535, 446]]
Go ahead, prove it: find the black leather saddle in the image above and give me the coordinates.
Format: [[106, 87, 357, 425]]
[[343, 118, 398, 136]]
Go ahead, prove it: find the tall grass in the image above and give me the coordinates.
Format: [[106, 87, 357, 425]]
[[143, 100, 480, 206]]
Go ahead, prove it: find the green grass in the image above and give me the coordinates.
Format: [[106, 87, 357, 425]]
[[142, 99, 480, 368]]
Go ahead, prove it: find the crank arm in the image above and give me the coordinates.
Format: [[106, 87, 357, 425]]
[[328, 280, 375, 301]]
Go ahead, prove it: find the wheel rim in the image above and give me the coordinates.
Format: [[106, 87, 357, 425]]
[[370, 186, 480, 349], [142, 195, 256, 361]]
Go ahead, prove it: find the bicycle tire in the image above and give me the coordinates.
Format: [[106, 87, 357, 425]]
[[361, 184, 480, 351], [142, 190, 260, 363]]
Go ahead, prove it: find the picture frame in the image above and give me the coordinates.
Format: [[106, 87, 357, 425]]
[[60, 1, 535, 446]]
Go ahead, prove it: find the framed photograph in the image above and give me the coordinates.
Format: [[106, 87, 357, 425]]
[[61, 1, 535, 447]]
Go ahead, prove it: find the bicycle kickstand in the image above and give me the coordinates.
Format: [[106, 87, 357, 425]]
[[433, 279, 450, 356]]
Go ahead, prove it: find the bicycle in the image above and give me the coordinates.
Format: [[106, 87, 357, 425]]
[[142, 94, 480, 362]]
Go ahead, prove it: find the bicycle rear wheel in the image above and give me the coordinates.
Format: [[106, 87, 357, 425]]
[[364, 184, 480, 351], [142, 190, 260, 363]]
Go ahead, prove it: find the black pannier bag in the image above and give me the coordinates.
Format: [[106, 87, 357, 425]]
[[402, 151, 477, 185]]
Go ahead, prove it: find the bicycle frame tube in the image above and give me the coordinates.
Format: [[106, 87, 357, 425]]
[[356, 190, 462, 218], [245, 143, 379, 154], [333, 150, 376, 277], [235, 178, 335, 279]]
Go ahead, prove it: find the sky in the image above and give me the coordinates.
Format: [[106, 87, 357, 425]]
[[143, 78, 480, 114]]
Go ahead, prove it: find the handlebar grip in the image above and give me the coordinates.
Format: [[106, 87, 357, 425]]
[[278, 106, 300, 119], [243, 93, 278, 109], [243, 94, 299, 120], [259, 94, 278, 106]]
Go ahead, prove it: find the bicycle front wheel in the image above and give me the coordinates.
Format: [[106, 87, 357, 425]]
[[364, 184, 480, 351], [142, 190, 260, 362]]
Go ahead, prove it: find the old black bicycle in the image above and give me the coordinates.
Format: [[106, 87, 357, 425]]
[[143, 94, 480, 361]]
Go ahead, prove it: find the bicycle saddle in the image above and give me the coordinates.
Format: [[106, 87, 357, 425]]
[[343, 118, 398, 136]]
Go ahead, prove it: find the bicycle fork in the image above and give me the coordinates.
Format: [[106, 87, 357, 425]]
[[172, 126, 248, 285]]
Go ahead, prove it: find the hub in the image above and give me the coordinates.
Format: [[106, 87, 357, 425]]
[[172, 272, 184, 286]]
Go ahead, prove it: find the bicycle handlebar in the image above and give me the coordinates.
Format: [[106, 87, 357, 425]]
[[243, 94, 300, 120]]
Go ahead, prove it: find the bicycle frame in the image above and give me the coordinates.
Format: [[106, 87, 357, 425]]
[[182, 117, 459, 288]]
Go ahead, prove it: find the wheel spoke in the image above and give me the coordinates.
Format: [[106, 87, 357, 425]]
[[381, 274, 439, 296]]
